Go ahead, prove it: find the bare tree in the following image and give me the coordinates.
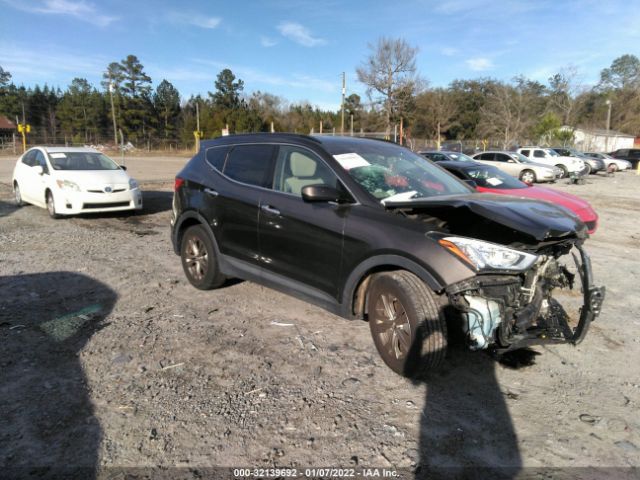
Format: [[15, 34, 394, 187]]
[[548, 65, 584, 125], [356, 37, 420, 134], [479, 81, 531, 149]]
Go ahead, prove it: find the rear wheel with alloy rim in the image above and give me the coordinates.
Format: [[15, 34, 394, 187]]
[[519, 169, 536, 184], [180, 224, 226, 290], [367, 271, 447, 377], [46, 191, 60, 219], [556, 164, 568, 178]]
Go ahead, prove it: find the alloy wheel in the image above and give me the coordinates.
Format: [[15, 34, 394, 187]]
[[184, 236, 209, 281], [371, 292, 412, 360], [47, 193, 55, 216], [521, 171, 535, 184]]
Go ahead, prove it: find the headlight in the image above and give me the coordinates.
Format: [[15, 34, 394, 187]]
[[438, 236, 538, 272], [55, 179, 80, 191], [129, 178, 139, 190]]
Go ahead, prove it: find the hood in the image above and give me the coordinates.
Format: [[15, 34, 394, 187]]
[[386, 193, 587, 247], [53, 169, 131, 187]]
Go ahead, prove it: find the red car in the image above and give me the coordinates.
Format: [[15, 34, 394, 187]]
[[441, 160, 598, 233]]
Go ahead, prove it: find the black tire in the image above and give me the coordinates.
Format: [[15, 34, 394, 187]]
[[367, 271, 447, 377], [13, 182, 24, 207], [608, 163, 618, 172], [180, 224, 226, 290], [46, 191, 60, 219], [519, 169, 536, 184], [555, 164, 568, 178], [583, 163, 592, 175]]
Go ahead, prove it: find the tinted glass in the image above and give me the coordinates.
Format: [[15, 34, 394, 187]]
[[447, 152, 475, 162], [464, 166, 526, 190], [326, 141, 471, 202], [495, 154, 511, 162], [520, 149, 530, 157], [21, 150, 37, 166], [205, 146, 230, 171], [534, 150, 545, 158], [35, 150, 49, 174], [272, 146, 339, 196], [224, 144, 275, 188], [49, 152, 120, 170], [630, 150, 640, 158]]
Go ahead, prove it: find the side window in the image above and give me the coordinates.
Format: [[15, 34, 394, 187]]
[[272, 146, 340, 197], [21, 150, 36, 166], [631, 150, 640, 158], [479, 153, 495, 161], [35, 151, 50, 174], [520, 149, 530, 157], [617, 150, 628, 156], [205, 146, 230, 171], [449, 170, 467, 180], [223, 144, 276, 188], [495, 154, 510, 162], [533, 150, 546, 158]]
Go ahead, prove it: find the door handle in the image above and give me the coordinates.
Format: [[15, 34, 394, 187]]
[[204, 188, 219, 197], [260, 204, 280, 215]]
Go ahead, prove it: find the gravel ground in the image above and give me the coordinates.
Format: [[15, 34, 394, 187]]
[[0, 155, 639, 479]]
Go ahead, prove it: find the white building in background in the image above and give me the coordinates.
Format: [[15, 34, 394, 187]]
[[561, 126, 635, 152]]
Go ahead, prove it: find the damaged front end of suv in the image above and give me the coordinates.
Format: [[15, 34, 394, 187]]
[[389, 195, 606, 354]]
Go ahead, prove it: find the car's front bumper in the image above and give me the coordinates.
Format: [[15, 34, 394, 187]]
[[54, 187, 143, 214], [445, 244, 604, 352]]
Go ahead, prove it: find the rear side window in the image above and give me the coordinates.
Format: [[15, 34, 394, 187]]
[[224, 144, 276, 188], [520, 149, 530, 157], [205, 146, 230, 171], [478, 153, 494, 160]]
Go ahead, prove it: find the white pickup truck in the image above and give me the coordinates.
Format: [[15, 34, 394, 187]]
[[516, 147, 586, 177]]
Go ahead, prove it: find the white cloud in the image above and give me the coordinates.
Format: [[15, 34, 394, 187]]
[[260, 36, 278, 48], [2, 0, 117, 27], [166, 12, 221, 29], [465, 57, 494, 71], [277, 22, 326, 47], [191, 58, 335, 92]]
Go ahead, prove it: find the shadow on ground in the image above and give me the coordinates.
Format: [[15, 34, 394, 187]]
[[414, 347, 539, 479], [0, 272, 117, 479]]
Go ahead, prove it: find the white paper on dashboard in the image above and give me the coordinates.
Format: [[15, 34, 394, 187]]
[[333, 153, 370, 170], [486, 177, 503, 186], [49, 153, 67, 158]]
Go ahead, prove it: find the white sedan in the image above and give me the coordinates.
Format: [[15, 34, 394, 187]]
[[584, 152, 632, 172], [12, 146, 142, 218]]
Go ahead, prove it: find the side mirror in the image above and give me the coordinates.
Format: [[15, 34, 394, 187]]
[[301, 184, 346, 203], [33, 165, 44, 175], [119, 165, 127, 171], [463, 179, 477, 188]]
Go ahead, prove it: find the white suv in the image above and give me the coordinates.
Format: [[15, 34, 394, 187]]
[[516, 147, 586, 178]]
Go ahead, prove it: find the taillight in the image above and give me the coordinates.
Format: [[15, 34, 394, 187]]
[[174, 177, 185, 191]]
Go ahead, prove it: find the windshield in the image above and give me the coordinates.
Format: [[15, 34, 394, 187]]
[[328, 142, 472, 202], [544, 149, 559, 157], [48, 152, 120, 170], [465, 166, 526, 190], [510, 152, 533, 163], [447, 152, 476, 162]]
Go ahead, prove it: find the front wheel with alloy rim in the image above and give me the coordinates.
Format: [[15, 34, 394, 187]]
[[555, 164, 568, 178], [14, 182, 23, 207], [367, 271, 447, 378], [519, 169, 536, 184], [608, 163, 618, 172], [180, 224, 226, 290], [46, 191, 60, 219]]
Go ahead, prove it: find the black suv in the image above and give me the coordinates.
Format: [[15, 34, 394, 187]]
[[172, 134, 604, 377]]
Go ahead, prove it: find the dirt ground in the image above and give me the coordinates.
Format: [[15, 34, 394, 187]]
[[0, 154, 639, 479]]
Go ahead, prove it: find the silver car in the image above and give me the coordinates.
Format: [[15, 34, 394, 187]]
[[471, 151, 560, 183]]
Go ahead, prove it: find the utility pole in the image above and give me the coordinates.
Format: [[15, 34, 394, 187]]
[[605, 100, 612, 152], [340, 72, 345, 136], [350, 114, 354, 137], [108, 78, 118, 148]]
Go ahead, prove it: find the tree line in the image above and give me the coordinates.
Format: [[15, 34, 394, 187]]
[[1, 43, 639, 150]]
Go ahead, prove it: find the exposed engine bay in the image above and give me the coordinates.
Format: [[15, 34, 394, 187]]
[[386, 197, 606, 352]]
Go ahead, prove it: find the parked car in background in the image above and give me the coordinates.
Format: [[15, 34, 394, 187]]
[[418, 150, 476, 163], [584, 152, 632, 171], [172, 133, 604, 377], [440, 160, 598, 234], [12, 146, 142, 218], [607, 148, 640, 169], [550, 147, 605, 173], [516, 147, 587, 177], [471, 150, 560, 183]]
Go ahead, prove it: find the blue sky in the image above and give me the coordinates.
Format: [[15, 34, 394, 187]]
[[1, 0, 639, 110]]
